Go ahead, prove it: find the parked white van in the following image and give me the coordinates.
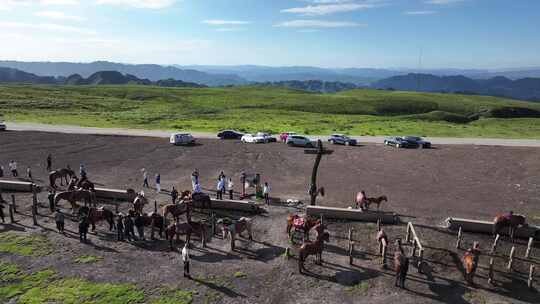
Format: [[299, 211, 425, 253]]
[[169, 133, 195, 145]]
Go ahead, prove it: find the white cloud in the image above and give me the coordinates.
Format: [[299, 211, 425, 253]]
[[95, 0, 177, 9], [0, 21, 96, 35], [40, 0, 79, 5], [404, 10, 436, 15], [202, 20, 251, 26], [425, 0, 465, 4], [281, 3, 376, 16], [34, 11, 85, 21], [215, 28, 246, 32], [0, 0, 78, 10], [274, 19, 365, 28]]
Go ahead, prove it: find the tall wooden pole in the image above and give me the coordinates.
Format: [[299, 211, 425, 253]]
[[309, 140, 323, 206]]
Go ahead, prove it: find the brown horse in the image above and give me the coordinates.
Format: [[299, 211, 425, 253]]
[[79, 206, 115, 232], [162, 201, 192, 221], [133, 193, 148, 214], [493, 213, 527, 241], [165, 220, 207, 249], [394, 239, 409, 288], [365, 196, 388, 211], [220, 217, 253, 241], [298, 231, 330, 273], [49, 168, 76, 188], [141, 212, 165, 239], [286, 214, 321, 242], [54, 190, 95, 212], [181, 190, 212, 210], [463, 244, 481, 285]]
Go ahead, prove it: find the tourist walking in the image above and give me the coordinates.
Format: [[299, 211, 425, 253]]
[[116, 213, 124, 241], [142, 169, 149, 188], [79, 216, 89, 243], [134, 214, 145, 240], [216, 178, 225, 200], [55, 209, 65, 234], [182, 243, 191, 278], [124, 214, 135, 241], [48, 190, 56, 212], [227, 178, 234, 200], [26, 166, 32, 180], [171, 187, 178, 204], [79, 163, 87, 178], [191, 169, 199, 189], [46, 154, 52, 172], [155, 173, 161, 193], [263, 182, 271, 205], [9, 161, 18, 177]]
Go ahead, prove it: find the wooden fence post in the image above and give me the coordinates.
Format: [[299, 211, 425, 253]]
[[31, 188, 38, 226], [11, 195, 16, 213], [154, 200, 157, 213], [405, 223, 411, 243], [377, 219, 381, 232], [418, 248, 424, 274], [349, 241, 354, 265], [491, 234, 500, 254], [528, 265, 535, 289], [381, 242, 387, 269], [8, 203, 14, 223], [285, 247, 290, 259], [507, 246, 515, 270], [348, 227, 353, 252], [456, 226, 463, 249], [488, 258, 494, 285], [525, 237, 534, 259]]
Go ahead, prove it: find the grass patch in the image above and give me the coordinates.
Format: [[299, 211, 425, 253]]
[[74, 255, 103, 264], [151, 290, 193, 304], [0, 233, 52, 256], [463, 291, 487, 304], [345, 281, 370, 295], [0, 261, 22, 282], [233, 271, 247, 279]]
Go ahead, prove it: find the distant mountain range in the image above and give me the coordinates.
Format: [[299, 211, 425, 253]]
[[254, 80, 359, 93]]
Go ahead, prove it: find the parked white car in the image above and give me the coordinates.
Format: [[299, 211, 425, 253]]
[[286, 135, 314, 147], [256, 132, 277, 142], [241, 133, 267, 143], [169, 133, 195, 145]]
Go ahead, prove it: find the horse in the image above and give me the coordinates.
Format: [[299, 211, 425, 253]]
[[76, 177, 95, 191], [463, 244, 481, 285], [377, 229, 389, 254], [162, 201, 191, 221], [220, 217, 253, 240], [365, 196, 388, 211], [394, 239, 409, 289], [286, 214, 321, 242], [181, 190, 212, 210], [49, 168, 76, 188], [493, 213, 527, 242], [141, 212, 165, 239], [133, 193, 148, 214], [298, 231, 330, 273], [165, 220, 207, 249], [78, 206, 115, 232], [54, 190, 95, 212]]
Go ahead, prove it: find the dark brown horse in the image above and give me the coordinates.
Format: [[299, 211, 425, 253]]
[[394, 239, 409, 288], [298, 231, 330, 273], [162, 201, 191, 221], [181, 190, 212, 210], [49, 168, 76, 188], [141, 212, 165, 239], [54, 190, 95, 212], [463, 244, 481, 285], [165, 220, 207, 249], [79, 206, 115, 232], [286, 214, 321, 242], [493, 213, 527, 241], [365, 196, 388, 211]]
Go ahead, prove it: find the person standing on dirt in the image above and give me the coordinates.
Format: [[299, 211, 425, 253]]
[[0, 165, 4, 178], [46, 154, 52, 172], [48, 189, 56, 212], [182, 243, 191, 278], [155, 173, 161, 193], [227, 178, 234, 200], [191, 169, 199, 189], [79, 216, 89, 243], [124, 214, 135, 241], [26, 166, 32, 180], [9, 161, 18, 177], [263, 182, 271, 205], [55, 209, 65, 234], [171, 187, 178, 204], [79, 163, 87, 179], [116, 213, 124, 241], [134, 214, 145, 240], [142, 169, 149, 188], [216, 178, 225, 200]]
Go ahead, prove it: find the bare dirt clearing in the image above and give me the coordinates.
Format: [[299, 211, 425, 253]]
[[0, 131, 539, 304]]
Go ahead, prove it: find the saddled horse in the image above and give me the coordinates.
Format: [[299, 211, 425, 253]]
[[298, 230, 330, 273], [286, 214, 321, 242], [165, 220, 207, 249], [493, 213, 527, 242], [365, 195, 388, 210], [54, 190, 95, 212], [181, 190, 212, 210], [133, 193, 148, 214], [79, 206, 115, 232], [49, 168, 76, 188], [162, 200, 192, 221], [394, 239, 409, 289], [219, 217, 253, 250], [463, 244, 481, 285], [141, 212, 165, 239]]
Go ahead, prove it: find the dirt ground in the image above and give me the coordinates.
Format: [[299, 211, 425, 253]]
[[0, 131, 539, 304]]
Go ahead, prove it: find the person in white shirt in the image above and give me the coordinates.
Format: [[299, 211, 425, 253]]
[[181, 244, 191, 278], [227, 178, 234, 200], [9, 161, 18, 177], [263, 182, 271, 205]]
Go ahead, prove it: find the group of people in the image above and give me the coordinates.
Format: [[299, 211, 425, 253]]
[[0, 161, 33, 180], [216, 171, 234, 200], [142, 168, 161, 193], [114, 211, 146, 242]]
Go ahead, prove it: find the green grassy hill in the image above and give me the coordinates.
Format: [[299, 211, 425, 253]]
[[1, 84, 540, 138]]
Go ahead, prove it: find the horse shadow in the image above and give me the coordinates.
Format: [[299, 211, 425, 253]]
[[0, 223, 26, 233]]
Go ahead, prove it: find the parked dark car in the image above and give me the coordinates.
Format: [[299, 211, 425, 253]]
[[328, 134, 357, 146], [217, 130, 244, 139], [384, 136, 419, 148], [403, 136, 431, 149]]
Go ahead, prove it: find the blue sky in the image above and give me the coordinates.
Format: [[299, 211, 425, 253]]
[[0, 0, 539, 69]]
